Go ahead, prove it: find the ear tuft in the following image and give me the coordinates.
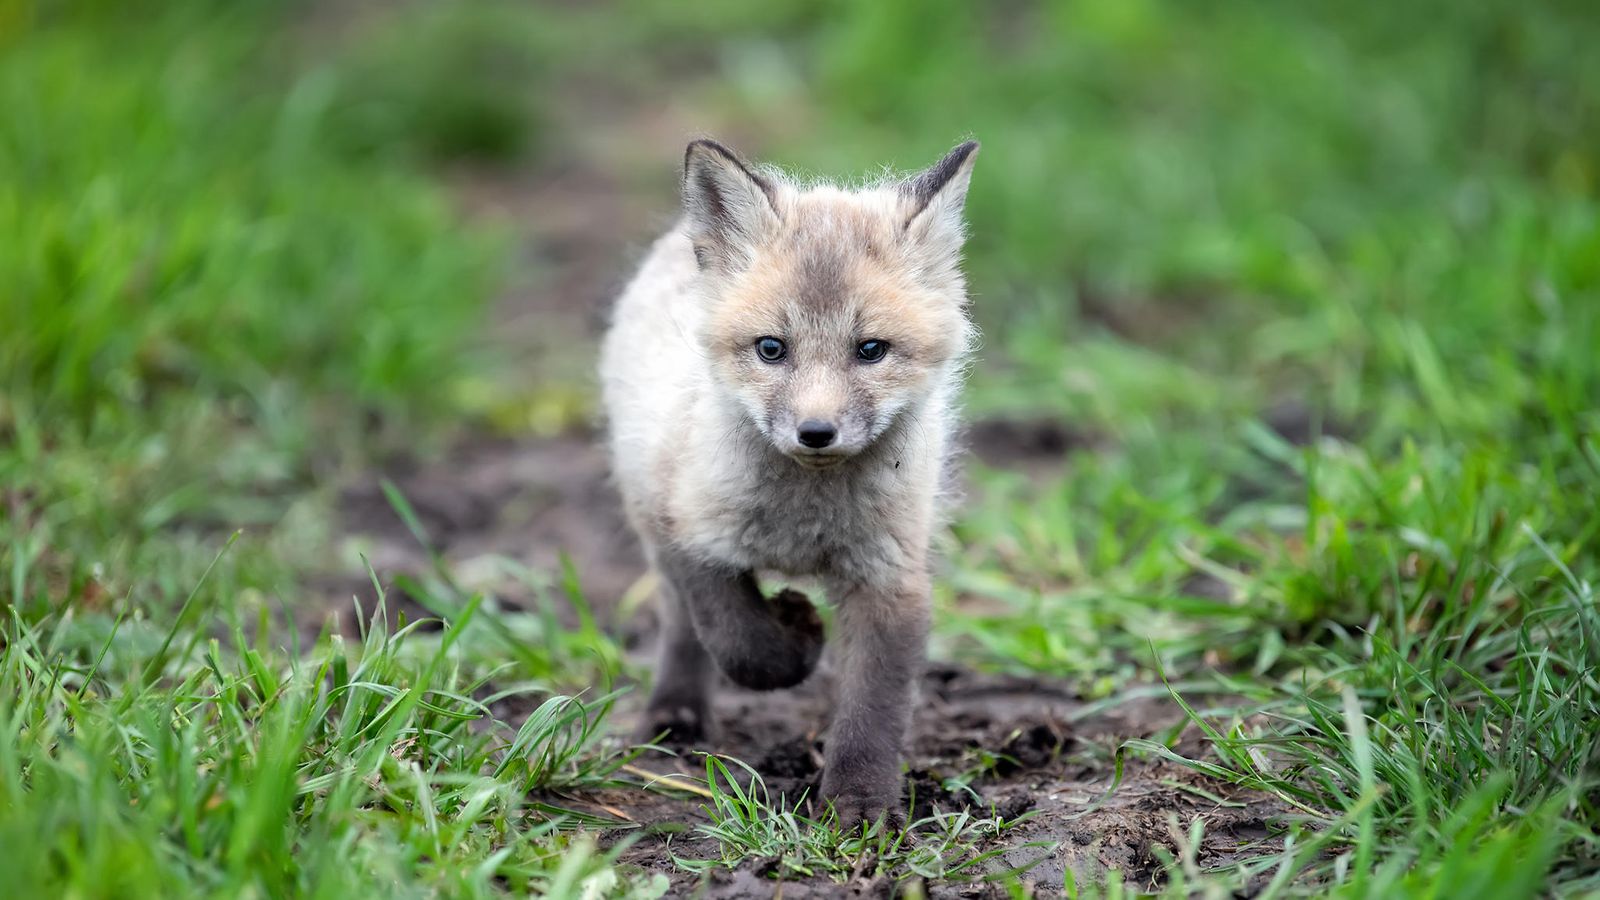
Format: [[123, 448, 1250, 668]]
[[683, 139, 780, 271], [900, 140, 980, 250]]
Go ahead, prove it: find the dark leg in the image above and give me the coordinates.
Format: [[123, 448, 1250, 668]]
[[819, 575, 929, 829], [636, 578, 715, 743], [656, 549, 826, 692]]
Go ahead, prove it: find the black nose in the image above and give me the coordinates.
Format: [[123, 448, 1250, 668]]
[[796, 420, 837, 449]]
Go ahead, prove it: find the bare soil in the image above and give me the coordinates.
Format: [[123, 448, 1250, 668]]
[[600, 664, 1280, 897]]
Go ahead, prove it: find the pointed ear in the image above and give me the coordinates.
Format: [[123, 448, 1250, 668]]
[[900, 140, 980, 250], [682, 139, 780, 271]]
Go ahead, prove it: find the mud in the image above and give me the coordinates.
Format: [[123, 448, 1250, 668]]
[[336, 429, 644, 618], [583, 663, 1278, 897]]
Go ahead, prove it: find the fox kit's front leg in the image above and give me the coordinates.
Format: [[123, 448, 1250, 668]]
[[656, 549, 826, 692], [639, 553, 826, 743], [821, 571, 931, 828]]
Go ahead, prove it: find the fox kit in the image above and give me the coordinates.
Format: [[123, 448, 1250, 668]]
[[600, 138, 979, 826]]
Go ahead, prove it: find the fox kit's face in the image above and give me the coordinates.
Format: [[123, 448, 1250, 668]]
[[682, 140, 978, 468]]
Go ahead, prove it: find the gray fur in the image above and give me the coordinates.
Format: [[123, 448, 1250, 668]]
[[602, 139, 980, 827], [655, 548, 825, 692]]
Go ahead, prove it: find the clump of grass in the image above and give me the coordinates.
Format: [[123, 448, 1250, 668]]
[[942, 407, 1600, 894], [1117, 466, 1600, 894], [0, 4, 497, 433], [0, 567, 663, 896], [373, 481, 633, 691], [938, 425, 1296, 688], [0, 1, 502, 613], [676, 755, 1048, 891]]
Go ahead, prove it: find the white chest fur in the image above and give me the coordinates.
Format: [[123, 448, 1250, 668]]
[[667, 417, 934, 584]]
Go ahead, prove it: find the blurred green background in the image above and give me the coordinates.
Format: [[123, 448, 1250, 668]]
[[6, 0, 1596, 605], [2, 0, 1597, 895]]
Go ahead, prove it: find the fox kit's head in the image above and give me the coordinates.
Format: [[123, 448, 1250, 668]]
[[681, 138, 979, 468]]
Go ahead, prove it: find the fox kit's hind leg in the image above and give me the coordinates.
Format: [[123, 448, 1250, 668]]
[[820, 574, 930, 828], [636, 580, 716, 743], [653, 549, 826, 693]]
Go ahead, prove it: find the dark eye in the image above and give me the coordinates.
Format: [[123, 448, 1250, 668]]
[[754, 336, 787, 363], [856, 339, 890, 363]]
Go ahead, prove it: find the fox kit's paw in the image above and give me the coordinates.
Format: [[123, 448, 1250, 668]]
[[820, 755, 905, 832], [770, 587, 825, 643], [820, 784, 904, 833], [634, 702, 713, 746], [716, 588, 825, 691]]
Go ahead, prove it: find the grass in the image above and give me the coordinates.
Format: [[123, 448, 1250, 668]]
[[3, 0, 1599, 896], [677, 755, 1047, 890], [314, 2, 548, 164], [0, 576, 656, 895], [0, 1, 502, 620]]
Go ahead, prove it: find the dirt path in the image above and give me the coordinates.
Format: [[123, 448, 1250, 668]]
[[318, 19, 1282, 894], [597, 664, 1279, 897]]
